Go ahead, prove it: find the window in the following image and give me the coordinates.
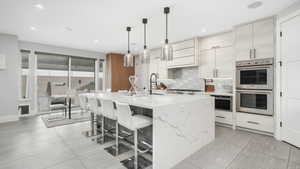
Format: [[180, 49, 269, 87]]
[[71, 57, 95, 92], [21, 50, 30, 99], [36, 52, 69, 112], [98, 59, 105, 91]]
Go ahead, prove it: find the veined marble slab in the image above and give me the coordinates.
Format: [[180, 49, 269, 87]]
[[94, 92, 215, 169]]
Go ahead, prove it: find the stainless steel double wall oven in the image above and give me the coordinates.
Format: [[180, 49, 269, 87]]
[[236, 58, 274, 116]]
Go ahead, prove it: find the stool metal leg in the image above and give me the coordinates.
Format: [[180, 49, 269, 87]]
[[83, 111, 97, 137], [116, 122, 119, 156], [90, 112, 95, 136], [101, 116, 105, 144], [134, 129, 138, 169]]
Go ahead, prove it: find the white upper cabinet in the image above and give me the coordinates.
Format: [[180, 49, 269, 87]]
[[199, 31, 234, 51], [149, 49, 168, 79], [215, 46, 234, 78], [235, 24, 253, 61], [235, 17, 275, 61], [253, 18, 275, 59], [199, 31, 234, 79], [199, 49, 216, 78], [167, 38, 198, 68]]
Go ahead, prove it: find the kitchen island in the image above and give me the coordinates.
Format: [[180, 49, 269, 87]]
[[96, 92, 215, 169]]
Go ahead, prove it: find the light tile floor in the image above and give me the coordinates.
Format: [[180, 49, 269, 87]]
[[174, 126, 300, 169], [0, 117, 299, 169]]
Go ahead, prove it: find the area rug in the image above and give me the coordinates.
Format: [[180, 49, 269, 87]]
[[41, 111, 90, 128]]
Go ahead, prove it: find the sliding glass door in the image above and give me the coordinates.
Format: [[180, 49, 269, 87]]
[[71, 57, 95, 92], [36, 53, 69, 113], [98, 59, 105, 91]]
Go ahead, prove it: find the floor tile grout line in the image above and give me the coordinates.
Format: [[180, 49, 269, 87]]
[[52, 127, 89, 169], [224, 133, 252, 169], [286, 147, 292, 169]]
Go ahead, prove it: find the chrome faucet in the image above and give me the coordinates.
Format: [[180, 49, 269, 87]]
[[149, 73, 158, 95]]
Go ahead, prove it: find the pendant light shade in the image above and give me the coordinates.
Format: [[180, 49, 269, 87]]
[[124, 26, 134, 67], [161, 7, 173, 61], [141, 18, 150, 64]]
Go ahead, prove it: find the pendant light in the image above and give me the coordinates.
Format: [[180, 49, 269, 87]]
[[124, 26, 134, 67], [161, 7, 173, 61], [141, 18, 149, 64]]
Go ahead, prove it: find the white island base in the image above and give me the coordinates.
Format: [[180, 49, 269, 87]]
[[152, 96, 215, 169], [95, 93, 215, 169]]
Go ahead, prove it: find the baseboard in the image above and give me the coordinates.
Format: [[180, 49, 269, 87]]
[[0, 115, 19, 123]]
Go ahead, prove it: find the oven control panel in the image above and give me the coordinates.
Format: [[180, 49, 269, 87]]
[[236, 58, 273, 67]]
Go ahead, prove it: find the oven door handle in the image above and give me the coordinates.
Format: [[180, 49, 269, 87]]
[[216, 116, 225, 119], [236, 89, 273, 93], [247, 121, 260, 125]]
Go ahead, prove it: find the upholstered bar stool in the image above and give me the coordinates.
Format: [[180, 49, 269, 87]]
[[100, 98, 119, 153], [78, 94, 88, 115], [115, 102, 152, 169], [81, 93, 97, 137], [87, 94, 102, 139]]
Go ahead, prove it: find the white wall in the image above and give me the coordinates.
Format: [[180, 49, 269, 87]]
[[0, 33, 20, 122], [274, 1, 300, 140], [278, 1, 300, 19], [19, 41, 105, 59]]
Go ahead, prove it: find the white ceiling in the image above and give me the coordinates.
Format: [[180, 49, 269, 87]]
[[0, 0, 298, 54]]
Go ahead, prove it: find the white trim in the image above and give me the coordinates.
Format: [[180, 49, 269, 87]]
[[0, 115, 19, 123], [278, 8, 300, 24], [276, 8, 300, 141]]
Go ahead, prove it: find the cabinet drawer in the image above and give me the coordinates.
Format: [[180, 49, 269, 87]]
[[173, 39, 195, 51], [236, 113, 274, 133], [167, 56, 196, 68], [173, 48, 194, 58], [215, 110, 233, 125]]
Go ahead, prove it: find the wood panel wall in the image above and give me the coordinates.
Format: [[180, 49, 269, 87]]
[[107, 53, 135, 92]]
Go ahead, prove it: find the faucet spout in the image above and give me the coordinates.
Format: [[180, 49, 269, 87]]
[[149, 73, 158, 95]]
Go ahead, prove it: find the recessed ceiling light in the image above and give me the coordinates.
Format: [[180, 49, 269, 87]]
[[65, 27, 73, 31], [94, 40, 99, 44], [30, 26, 37, 31], [34, 4, 44, 10], [248, 1, 263, 9]]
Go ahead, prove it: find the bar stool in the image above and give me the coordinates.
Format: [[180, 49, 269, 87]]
[[78, 94, 88, 114], [81, 93, 96, 137], [100, 98, 119, 153], [115, 102, 152, 169], [87, 94, 102, 138]]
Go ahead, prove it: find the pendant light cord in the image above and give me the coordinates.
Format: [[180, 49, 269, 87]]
[[144, 23, 147, 49], [127, 28, 130, 53], [166, 13, 168, 44]]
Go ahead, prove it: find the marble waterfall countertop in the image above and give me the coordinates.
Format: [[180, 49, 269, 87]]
[[96, 92, 212, 109], [94, 92, 215, 169]]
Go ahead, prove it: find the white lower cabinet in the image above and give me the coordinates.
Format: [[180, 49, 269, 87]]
[[215, 110, 233, 125], [236, 112, 274, 133]]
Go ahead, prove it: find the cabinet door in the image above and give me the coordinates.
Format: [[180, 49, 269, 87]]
[[158, 59, 168, 79], [149, 57, 158, 75], [199, 49, 215, 78], [215, 46, 234, 78], [235, 24, 253, 61], [253, 18, 274, 59], [199, 31, 234, 51], [149, 49, 160, 75]]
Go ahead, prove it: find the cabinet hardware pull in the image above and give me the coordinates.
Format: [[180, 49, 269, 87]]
[[216, 116, 225, 119], [254, 48, 256, 58], [247, 121, 259, 125], [249, 49, 252, 59]]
